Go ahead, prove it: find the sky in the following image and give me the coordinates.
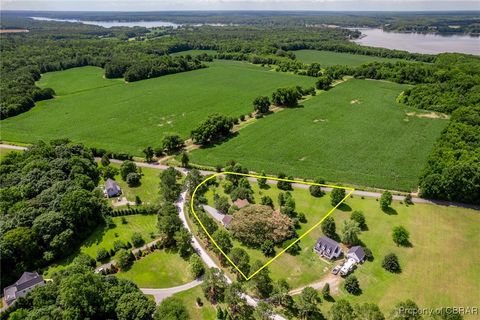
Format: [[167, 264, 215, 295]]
[[1, 0, 479, 11]]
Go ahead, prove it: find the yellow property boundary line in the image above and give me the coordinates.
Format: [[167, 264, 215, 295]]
[[190, 172, 355, 281]]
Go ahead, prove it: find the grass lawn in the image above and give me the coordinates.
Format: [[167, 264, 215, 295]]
[[1, 61, 314, 155], [170, 49, 217, 57], [103, 163, 161, 205], [322, 197, 480, 316], [294, 50, 401, 66], [190, 79, 448, 190], [43, 214, 158, 276], [116, 250, 193, 288], [172, 285, 219, 320]]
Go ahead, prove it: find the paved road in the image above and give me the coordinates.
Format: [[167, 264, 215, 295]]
[[141, 279, 203, 303]]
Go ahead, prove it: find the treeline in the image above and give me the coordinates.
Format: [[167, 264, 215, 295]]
[[0, 140, 109, 288]]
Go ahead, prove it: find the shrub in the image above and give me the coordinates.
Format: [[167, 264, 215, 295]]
[[382, 253, 401, 273], [113, 240, 126, 252], [96, 248, 110, 262], [344, 275, 361, 295], [131, 232, 145, 248], [126, 172, 141, 187], [116, 249, 134, 270], [392, 225, 410, 246]]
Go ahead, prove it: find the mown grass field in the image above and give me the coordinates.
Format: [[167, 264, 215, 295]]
[[1, 61, 314, 155], [200, 179, 480, 317], [172, 285, 219, 320], [294, 50, 400, 66], [191, 79, 448, 190], [116, 250, 193, 288]]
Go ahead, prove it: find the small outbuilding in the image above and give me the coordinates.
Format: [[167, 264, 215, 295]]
[[104, 178, 122, 198], [233, 198, 249, 209], [3, 271, 45, 306], [347, 246, 366, 263], [222, 215, 234, 228], [314, 236, 342, 260]]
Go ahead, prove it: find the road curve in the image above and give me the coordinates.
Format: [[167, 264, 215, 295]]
[[141, 279, 203, 303]]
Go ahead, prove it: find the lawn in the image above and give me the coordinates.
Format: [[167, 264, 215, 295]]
[[103, 163, 161, 205], [202, 178, 480, 316], [172, 285, 219, 320], [116, 250, 193, 288], [43, 214, 158, 276], [1, 61, 314, 155], [294, 50, 400, 66], [190, 79, 448, 190]]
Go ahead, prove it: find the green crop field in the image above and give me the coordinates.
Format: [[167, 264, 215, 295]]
[[0, 61, 314, 155], [190, 79, 448, 190], [294, 50, 400, 66]]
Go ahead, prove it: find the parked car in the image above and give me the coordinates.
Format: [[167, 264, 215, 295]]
[[332, 265, 341, 275]]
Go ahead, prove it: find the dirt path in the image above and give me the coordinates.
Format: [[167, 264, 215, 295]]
[[289, 273, 342, 296]]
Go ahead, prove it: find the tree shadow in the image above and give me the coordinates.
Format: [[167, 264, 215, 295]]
[[197, 132, 240, 149], [338, 203, 352, 212], [382, 207, 398, 215], [259, 184, 270, 190], [324, 295, 335, 303]]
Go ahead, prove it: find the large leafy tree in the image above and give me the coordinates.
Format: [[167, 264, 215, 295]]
[[154, 297, 188, 320]]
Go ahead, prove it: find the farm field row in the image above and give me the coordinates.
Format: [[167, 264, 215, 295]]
[[190, 79, 448, 190], [0, 61, 314, 155]]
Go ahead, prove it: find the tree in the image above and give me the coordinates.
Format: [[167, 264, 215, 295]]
[[253, 301, 274, 320], [382, 253, 401, 273], [321, 283, 330, 299], [277, 173, 292, 190], [261, 240, 275, 257], [315, 75, 333, 90], [260, 195, 273, 207], [162, 135, 184, 154], [191, 114, 235, 145], [344, 275, 361, 295], [174, 227, 193, 258], [185, 169, 203, 196], [351, 210, 367, 230], [309, 178, 325, 197], [390, 299, 421, 320], [329, 299, 355, 320], [280, 192, 296, 217], [253, 96, 271, 114], [330, 188, 346, 206], [189, 254, 205, 278], [296, 287, 321, 320], [131, 232, 144, 248], [354, 303, 385, 320], [120, 160, 137, 181], [101, 154, 110, 167], [271, 279, 293, 308], [154, 297, 188, 320], [96, 248, 110, 262], [102, 165, 119, 180], [225, 282, 254, 319], [116, 292, 156, 320], [126, 172, 141, 187], [160, 167, 181, 202], [392, 226, 410, 246], [271, 87, 302, 107], [341, 220, 361, 246], [215, 195, 231, 214], [229, 247, 250, 279], [201, 268, 228, 304], [143, 146, 154, 162], [213, 229, 233, 255], [257, 170, 268, 188], [116, 249, 134, 270], [181, 151, 189, 168], [157, 202, 182, 245], [380, 191, 393, 210], [321, 216, 336, 238], [250, 260, 273, 298]]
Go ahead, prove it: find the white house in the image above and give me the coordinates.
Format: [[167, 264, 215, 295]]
[[347, 246, 366, 263]]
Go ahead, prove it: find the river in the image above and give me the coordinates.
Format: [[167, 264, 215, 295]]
[[352, 28, 479, 55]]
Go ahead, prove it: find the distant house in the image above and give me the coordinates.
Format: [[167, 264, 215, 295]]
[[314, 236, 342, 260], [347, 246, 366, 263], [222, 215, 234, 228], [104, 178, 122, 198], [3, 272, 45, 306], [233, 198, 249, 209]]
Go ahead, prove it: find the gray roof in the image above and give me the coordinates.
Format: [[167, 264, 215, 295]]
[[315, 236, 341, 258], [348, 246, 366, 260], [105, 178, 121, 194], [4, 271, 44, 304]]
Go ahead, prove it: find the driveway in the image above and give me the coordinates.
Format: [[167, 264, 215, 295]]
[[141, 279, 202, 303], [202, 205, 225, 223]]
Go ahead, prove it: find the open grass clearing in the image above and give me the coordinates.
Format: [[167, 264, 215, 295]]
[[116, 250, 193, 288], [172, 285, 219, 320], [294, 50, 401, 66], [1, 61, 314, 155], [190, 79, 448, 190]]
